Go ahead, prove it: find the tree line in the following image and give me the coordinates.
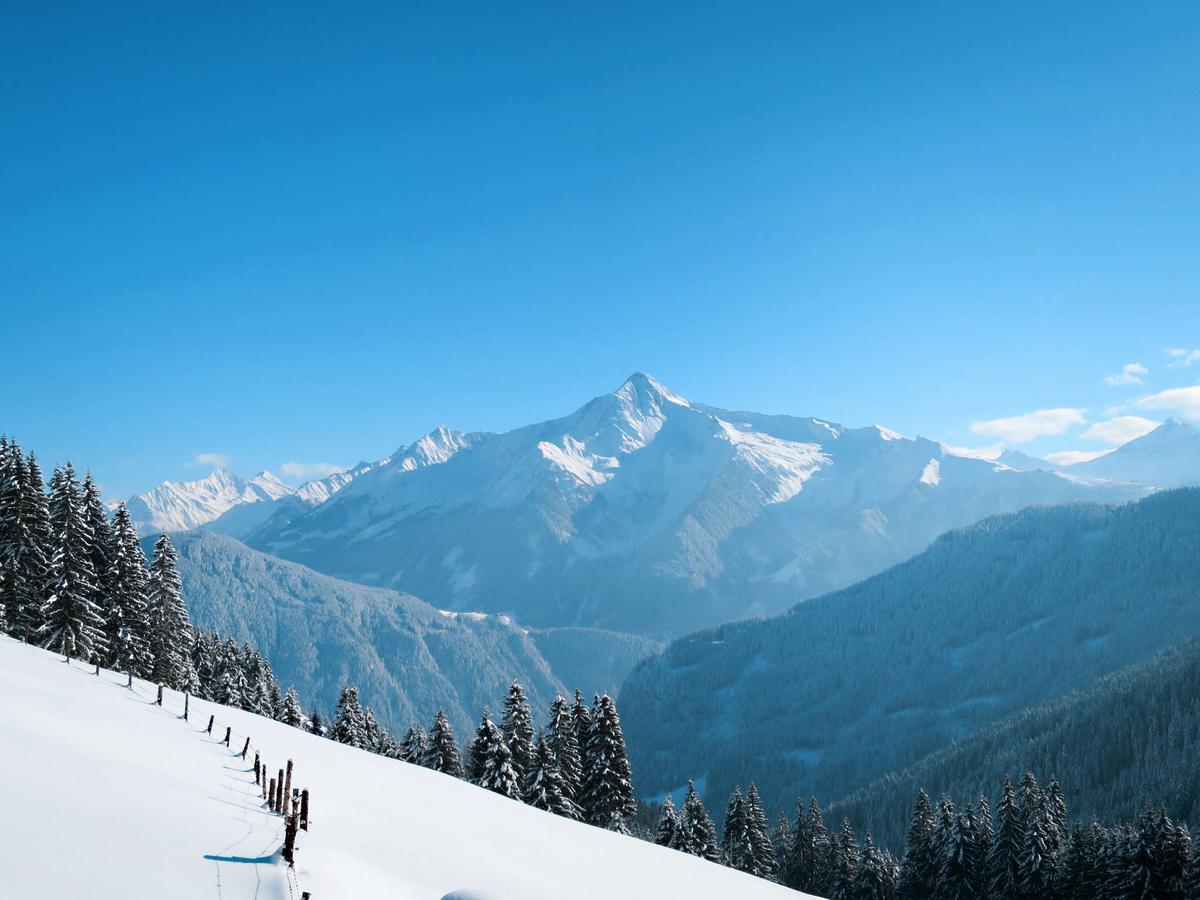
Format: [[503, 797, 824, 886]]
[[647, 770, 1200, 898]]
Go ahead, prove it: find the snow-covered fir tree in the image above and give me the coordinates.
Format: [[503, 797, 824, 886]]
[[678, 780, 721, 862], [855, 834, 895, 900], [522, 732, 580, 819], [40, 462, 106, 662], [423, 709, 464, 778], [80, 472, 115, 613], [334, 685, 367, 748], [653, 795, 681, 848], [0, 441, 49, 641], [280, 687, 308, 728], [579, 692, 635, 832], [546, 694, 582, 802], [468, 710, 522, 800], [898, 789, 937, 900], [989, 775, 1022, 898], [102, 502, 152, 675], [745, 783, 777, 880], [362, 707, 394, 756], [722, 786, 751, 872], [500, 681, 535, 783], [399, 726, 429, 764], [570, 689, 591, 753], [1017, 771, 1057, 899], [146, 532, 192, 689], [772, 810, 794, 882]]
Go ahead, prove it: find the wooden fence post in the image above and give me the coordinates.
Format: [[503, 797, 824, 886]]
[[282, 812, 299, 865], [223, 726, 231, 746], [156, 685, 163, 705], [268, 777, 276, 809], [283, 760, 293, 816], [300, 789, 310, 831], [94, 662, 100, 676], [206, 715, 214, 735], [241, 736, 250, 759], [127, 670, 132, 688], [276, 769, 285, 813]]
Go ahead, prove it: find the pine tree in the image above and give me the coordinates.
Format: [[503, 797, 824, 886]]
[[20, 452, 52, 640], [469, 711, 521, 800], [773, 809, 794, 884], [654, 795, 681, 848], [362, 707, 393, 756], [722, 786, 751, 872], [423, 710, 464, 778], [579, 693, 636, 832], [146, 533, 192, 689], [990, 775, 1023, 898], [280, 687, 308, 728], [0, 442, 48, 641], [1046, 776, 1068, 855], [570, 689, 592, 753], [856, 835, 894, 900], [1017, 771, 1056, 900], [746, 783, 778, 880], [1060, 823, 1094, 900], [678, 781, 721, 862], [400, 726, 429, 764], [81, 472, 116, 617], [102, 502, 152, 675], [937, 807, 976, 900], [830, 819, 861, 900], [500, 681, 535, 783], [899, 789, 938, 900], [522, 732, 580, 819], [215, 639, 249, 708], [975, 793, 994, 897], [546, 694, 583, 802], [40, 463, 106, 662], [334, 685, 367, 748], [309, 711, 328, 738]]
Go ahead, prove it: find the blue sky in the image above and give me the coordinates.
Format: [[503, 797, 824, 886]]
[[3, 2, 1199, 497]]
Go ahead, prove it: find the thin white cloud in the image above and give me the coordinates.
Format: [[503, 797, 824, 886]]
[[191, 452, 232, 468], [944, 443, 1005, 461], [1136, 385, 1200, 419], [1167, 348, 1200, 368], [279, 461, 346, 482], [1104, 362, 1147, 386], [1080, 415, 1159, 445], [1044, 450, 1111, 467], [970, 408, 1087, 445]]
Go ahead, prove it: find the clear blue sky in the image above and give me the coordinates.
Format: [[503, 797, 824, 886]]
[[3, 2, 1199, 497]]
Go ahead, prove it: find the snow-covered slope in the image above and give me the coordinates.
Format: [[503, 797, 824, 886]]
[[1074, 418, 1200, 487], [0, 636, 802, 900], [244, 374, 1149, 638]]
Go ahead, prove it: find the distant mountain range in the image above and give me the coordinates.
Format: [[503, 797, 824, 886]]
[[166, 530, 659, 736], [618, 488, 1200, 818], [122, 374, 1200, 639]]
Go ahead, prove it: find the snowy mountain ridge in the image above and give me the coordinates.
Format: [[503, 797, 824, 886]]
[[240, 374, 1157, 638]]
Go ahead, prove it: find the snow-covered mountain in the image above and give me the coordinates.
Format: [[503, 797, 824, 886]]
[[242, 373, 1150, 639], [1074, 418, 1200, 487], [125, 467, 297, 534], [0, 636, 800, 900]]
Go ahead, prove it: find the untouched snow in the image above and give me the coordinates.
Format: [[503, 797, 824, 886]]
[[0, 637, 806, 900]]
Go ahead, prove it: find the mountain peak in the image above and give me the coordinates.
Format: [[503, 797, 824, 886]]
[[614, 372, 689, 408]]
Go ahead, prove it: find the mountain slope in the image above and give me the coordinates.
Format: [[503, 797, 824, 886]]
[[245, 373, 1148, 638], [169, 531, 658, 736], [618, 488, 1200, 817], [1075, 418, 1200, 487], [0, 636, 801, 900], [829, 639, 1200, 850]]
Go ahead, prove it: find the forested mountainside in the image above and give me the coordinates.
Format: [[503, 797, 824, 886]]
[[620, 489, 1200, 818], [829, 640, 1200, 850], [167, 530, 658, 736], [236, 373, 1146, 639]]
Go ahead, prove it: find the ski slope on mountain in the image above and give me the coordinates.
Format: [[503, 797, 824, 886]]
[[0, 636, 803, 900]]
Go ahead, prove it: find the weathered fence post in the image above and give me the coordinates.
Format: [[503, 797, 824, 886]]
[[301, 893, 311, 900], [183, 693, 189, 721], [156, 685, 163, 705], [300, 789, 310, 831], [223, 726, 231, 746], [254, 753, 260, 784], [282, 812, 299, 865], [127, 670, 132, 688], [283, 760, 293, 816], [241, 737, 250, 759], [94, 662, 100, 676], [268, 777, 277, 809], [276, 769, 285, 813], [206, 714, 214, 735]]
